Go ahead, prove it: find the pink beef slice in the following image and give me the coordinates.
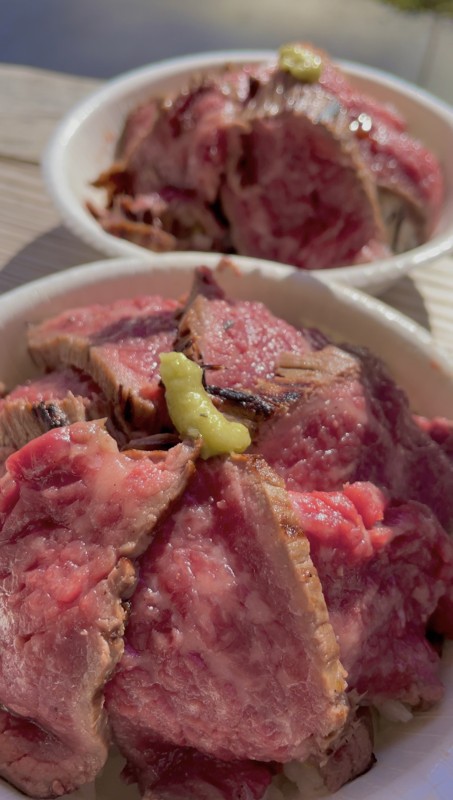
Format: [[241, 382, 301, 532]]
[[92, 73, 254, 253], [125, 79, 245, 203], [91, 48, 442, 263], [290, 482, 453, 707], [176, 267, 322, 393], [93, 62, 389, 268], [314, 706, 375, 793], [0, 367, 108, 450], [251, 346, 453, 531], [357, 128, 443, 251], [120, 742, 275, 800], [110, 65, 261, 202], [91, 188, 229, 254], [306, 45, 443, 248], [0, 421, 196, 798], [318, 50, 407, 133], [221, 73, 386, 270], [414, 414, 453, 461], [116, 99, 160, 162], [88, 194, 183, 254], [106, 454, 348, 798], [27, 294, 181, 436]]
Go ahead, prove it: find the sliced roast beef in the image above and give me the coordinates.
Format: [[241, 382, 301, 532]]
[[120, 739, 274, 800], [92, 75, 249, 252], [176, 267, 317, 392], [0, 421, 196, 798], [314, 44, 443, 245], [233, 49, 442, 252], [90, 46, 443, 267], [27, 295, 181, 436], [106, 454, 348, 796], [358, 130, 443, 250], [125, 80, 240, 203], [318, 51, 406, 133], [290, 482, 453, 707], [315, 706, 375, 793], [414, 414, 453, 461], [0, 368, 108, 450], [221, 74, 386, 270], [175, 272, 453, 527], [3, 266, 452, 798], [88, 196, 179, 253], [109, 65, 263, 202], [91, 102, 160, 207], [117, 99, 160, 162], [281, 705, 375, 794], [249, 347, 453, 530], [90, 188, 230, 254]]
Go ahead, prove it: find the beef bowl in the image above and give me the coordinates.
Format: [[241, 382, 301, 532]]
[[43, 48, 453, 295], [0, 253, 452, 800]]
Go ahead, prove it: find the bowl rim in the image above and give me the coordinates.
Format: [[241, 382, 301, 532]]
[[1, 252, 451, 378], [42, 50, 453, 291]]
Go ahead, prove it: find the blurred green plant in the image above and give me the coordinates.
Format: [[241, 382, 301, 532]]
[[380, 0, 453, 13]]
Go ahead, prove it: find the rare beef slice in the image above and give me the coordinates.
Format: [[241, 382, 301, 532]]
[[121, 742, 275, 800], [0, 368, 108, 450], [27, 294, 181, 436], [230, 53, 442, 257], [290, 482, 453, 707], [0, 421, 196, 797], [90, 188, 229, 255], [92, 74, 250, 254], [122, 78, 245, 203], [313, 44, 443, 250], [414, 414, 453, 462], [175, 267, 320, 393], [174, 272, 453, 529], [251, 346, 453, 531], [106, 454, 348, 800], [221, 74, 386, 270], [90, 46, 443, 267]]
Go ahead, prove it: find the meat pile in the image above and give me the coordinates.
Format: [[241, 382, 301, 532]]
[[90, 44, 444, 270], [0, 266, 452, 800]]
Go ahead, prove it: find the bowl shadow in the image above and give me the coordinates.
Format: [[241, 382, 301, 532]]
[[0, 226, 433, 344], [378, 274, 432, 333], [0, 226, 102, 293]]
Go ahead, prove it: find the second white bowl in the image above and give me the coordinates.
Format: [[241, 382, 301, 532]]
[[43, 51, 453, 294]]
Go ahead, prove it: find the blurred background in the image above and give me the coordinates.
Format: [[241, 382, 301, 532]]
[[2, 0, 453, 102]]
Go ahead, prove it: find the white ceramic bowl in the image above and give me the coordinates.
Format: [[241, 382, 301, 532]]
[[42, 50, 453, 295], [0, 254, 452, 800]]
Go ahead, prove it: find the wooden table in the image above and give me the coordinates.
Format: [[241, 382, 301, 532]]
[[0, 63, 452, 362]]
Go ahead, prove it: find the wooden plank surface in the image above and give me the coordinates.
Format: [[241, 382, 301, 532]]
[[0, 62, 451, 362], [0, 64, 103, 290], [0, 64, 99, 164], [0, 160, 101, 293]]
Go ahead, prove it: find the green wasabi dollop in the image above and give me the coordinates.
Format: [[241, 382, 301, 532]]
[[278, 43, 323, 83], [160, 352, 251, 459]]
